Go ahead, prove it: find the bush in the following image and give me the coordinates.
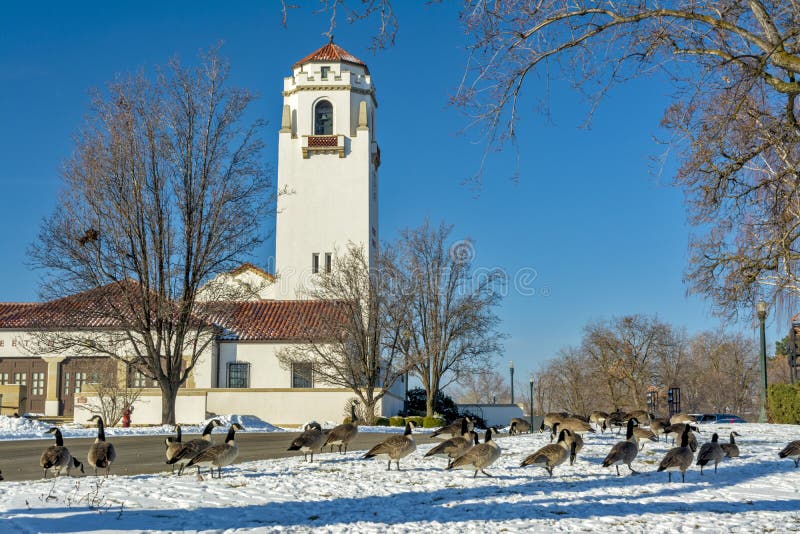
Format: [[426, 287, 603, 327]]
[[423, 416, 445, 428], [374, 417, 390, 426], [767, 383, 800, 424], [404, 416, 424, 427], [405, 388, 460, 422], [343, 417, 352, 424], [389, 416, 405, 427]]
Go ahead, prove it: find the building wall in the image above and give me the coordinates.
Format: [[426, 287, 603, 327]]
[[274, 61, 379, 299]]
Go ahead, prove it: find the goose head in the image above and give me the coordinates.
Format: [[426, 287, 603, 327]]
[[45, 427, 59, 436], [711, 432, 719, 442], [231, 423, 245, 431]]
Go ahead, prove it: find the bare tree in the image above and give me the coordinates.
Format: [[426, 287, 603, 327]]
[[277, 245, 407, 424], [583, 316, 676, 410], [395, 221, 504, 417], [28, 48, 272, 424], [84, 375, 144, 428], [454, 369, 510, 404], [307, 2, 800, 313]]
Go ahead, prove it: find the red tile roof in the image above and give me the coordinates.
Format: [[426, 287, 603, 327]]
[[0, 283, 345, 342], [209, 300, 347, 341], [0, 282, 143, 329], [293, 41, 369, 73]]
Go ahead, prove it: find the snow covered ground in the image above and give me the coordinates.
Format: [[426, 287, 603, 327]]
[[0, 414, 283, 441], [2, 422, 799, 532]]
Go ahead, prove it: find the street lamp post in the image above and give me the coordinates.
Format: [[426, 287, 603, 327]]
[[757, 300, 768, 424], [529, 376, 534, 434], [509, 360, 515, 404]]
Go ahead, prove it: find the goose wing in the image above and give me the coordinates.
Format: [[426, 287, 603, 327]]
[[602, 441, 636, 467], [521, 444, 565, 467], [425, 436, 469, 458], [658, 446, 692, 472], [169, 438, 211, 463], [778, 440, 800, 458], [364, 435, 413, 458], [187, 443, 226, 466]]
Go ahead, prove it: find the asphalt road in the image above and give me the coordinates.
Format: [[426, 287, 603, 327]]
[[0, 431, 444, 482]]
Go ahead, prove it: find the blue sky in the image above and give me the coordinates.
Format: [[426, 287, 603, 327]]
[[0, 2, 780, 382]]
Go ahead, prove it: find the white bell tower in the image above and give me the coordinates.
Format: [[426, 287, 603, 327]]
[[274, 40, 380, 299]]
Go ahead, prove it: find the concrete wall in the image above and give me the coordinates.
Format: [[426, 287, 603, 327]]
[[73, 387, 401, 426], [0, 384, 24, 415], [73, 389, 208, 426], [457, 404, 525, 428]]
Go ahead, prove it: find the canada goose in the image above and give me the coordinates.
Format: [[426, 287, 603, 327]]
[[632, 427, 658, 451], [87, 415, 116, 477], [167, 419, 223, 475], [649, 419, 668, 441], [364, 421, 417, 470], [521, 428, 574, 477], [558, 417, 595, 435], [625, 410, 653, 424], [664, 423, 700, 445], [669, 413, 697, 425], [288, 423, 326, 462], [509, 418, 531, 435], [589, 411, 609, 433], [448, 427, 502, 478], [185, 423, 244, 479], [696, 433, 725, 475], [41, 427, 84, 478], [720, 431, 741, 458], [602, 418, 640, 476], [425, 419, 478, 467], [778, 440, 800, 468], [548, 422, 583, 465], [657, 424, 694, 482], [543, 412, 567, 433], [164, 425, 182, 474], [431, 417, 474, 439], [323, 404, 359, 454]]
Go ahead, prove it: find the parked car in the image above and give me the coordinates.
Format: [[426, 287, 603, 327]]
[[690, 413, 747, 424]]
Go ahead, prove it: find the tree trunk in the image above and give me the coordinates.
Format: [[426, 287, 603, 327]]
[[160, 382, 178, 425]]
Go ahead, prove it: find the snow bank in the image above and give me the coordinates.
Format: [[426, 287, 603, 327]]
[[0, 415, 52, 440], [0, 414, 284, 441], [2, 422, 798, 532]]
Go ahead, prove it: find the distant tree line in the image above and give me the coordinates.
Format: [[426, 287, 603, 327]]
[[526, 315, 762, 418]]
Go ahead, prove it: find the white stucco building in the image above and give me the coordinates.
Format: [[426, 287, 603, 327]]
[[0, 41, 403, 426]]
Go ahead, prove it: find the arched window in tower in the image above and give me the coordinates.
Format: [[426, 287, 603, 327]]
[[314, 100, 333, 135]]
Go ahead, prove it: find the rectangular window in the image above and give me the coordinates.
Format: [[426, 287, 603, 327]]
[[325, 253, 332, 274], [227, 362, 250, 388], [31, 372, 44, 396], [292, 362, 313, 388], [13, 372, 26, 386], [64, 372, 70, 395], [0, 373, 8, 385], [312, 253, 320, 274], [133, 370, 148, 388], [74, 372, 87, 393], [0, 339, 4, 347], [320, 66, 330, 79]]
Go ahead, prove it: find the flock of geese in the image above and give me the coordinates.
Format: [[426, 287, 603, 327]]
[[21, 406, 800, 482]]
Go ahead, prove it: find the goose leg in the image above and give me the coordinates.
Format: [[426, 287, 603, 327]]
[[481, 470, 492, 477], [628, 464, 638, 475], [43, 468, 47, 479], [700, 465, 704, 476], [615, 465, 620, 476], [547, 467, 553, 477], [668, 472, 672, 483], [396, 461, 401, 471], [387, 460, 391, 471], [473, 470, 478, 478], [681, 471, 686, 483]]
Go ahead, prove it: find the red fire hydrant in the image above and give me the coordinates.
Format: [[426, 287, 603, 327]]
[[122, 406, 133, 428]]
